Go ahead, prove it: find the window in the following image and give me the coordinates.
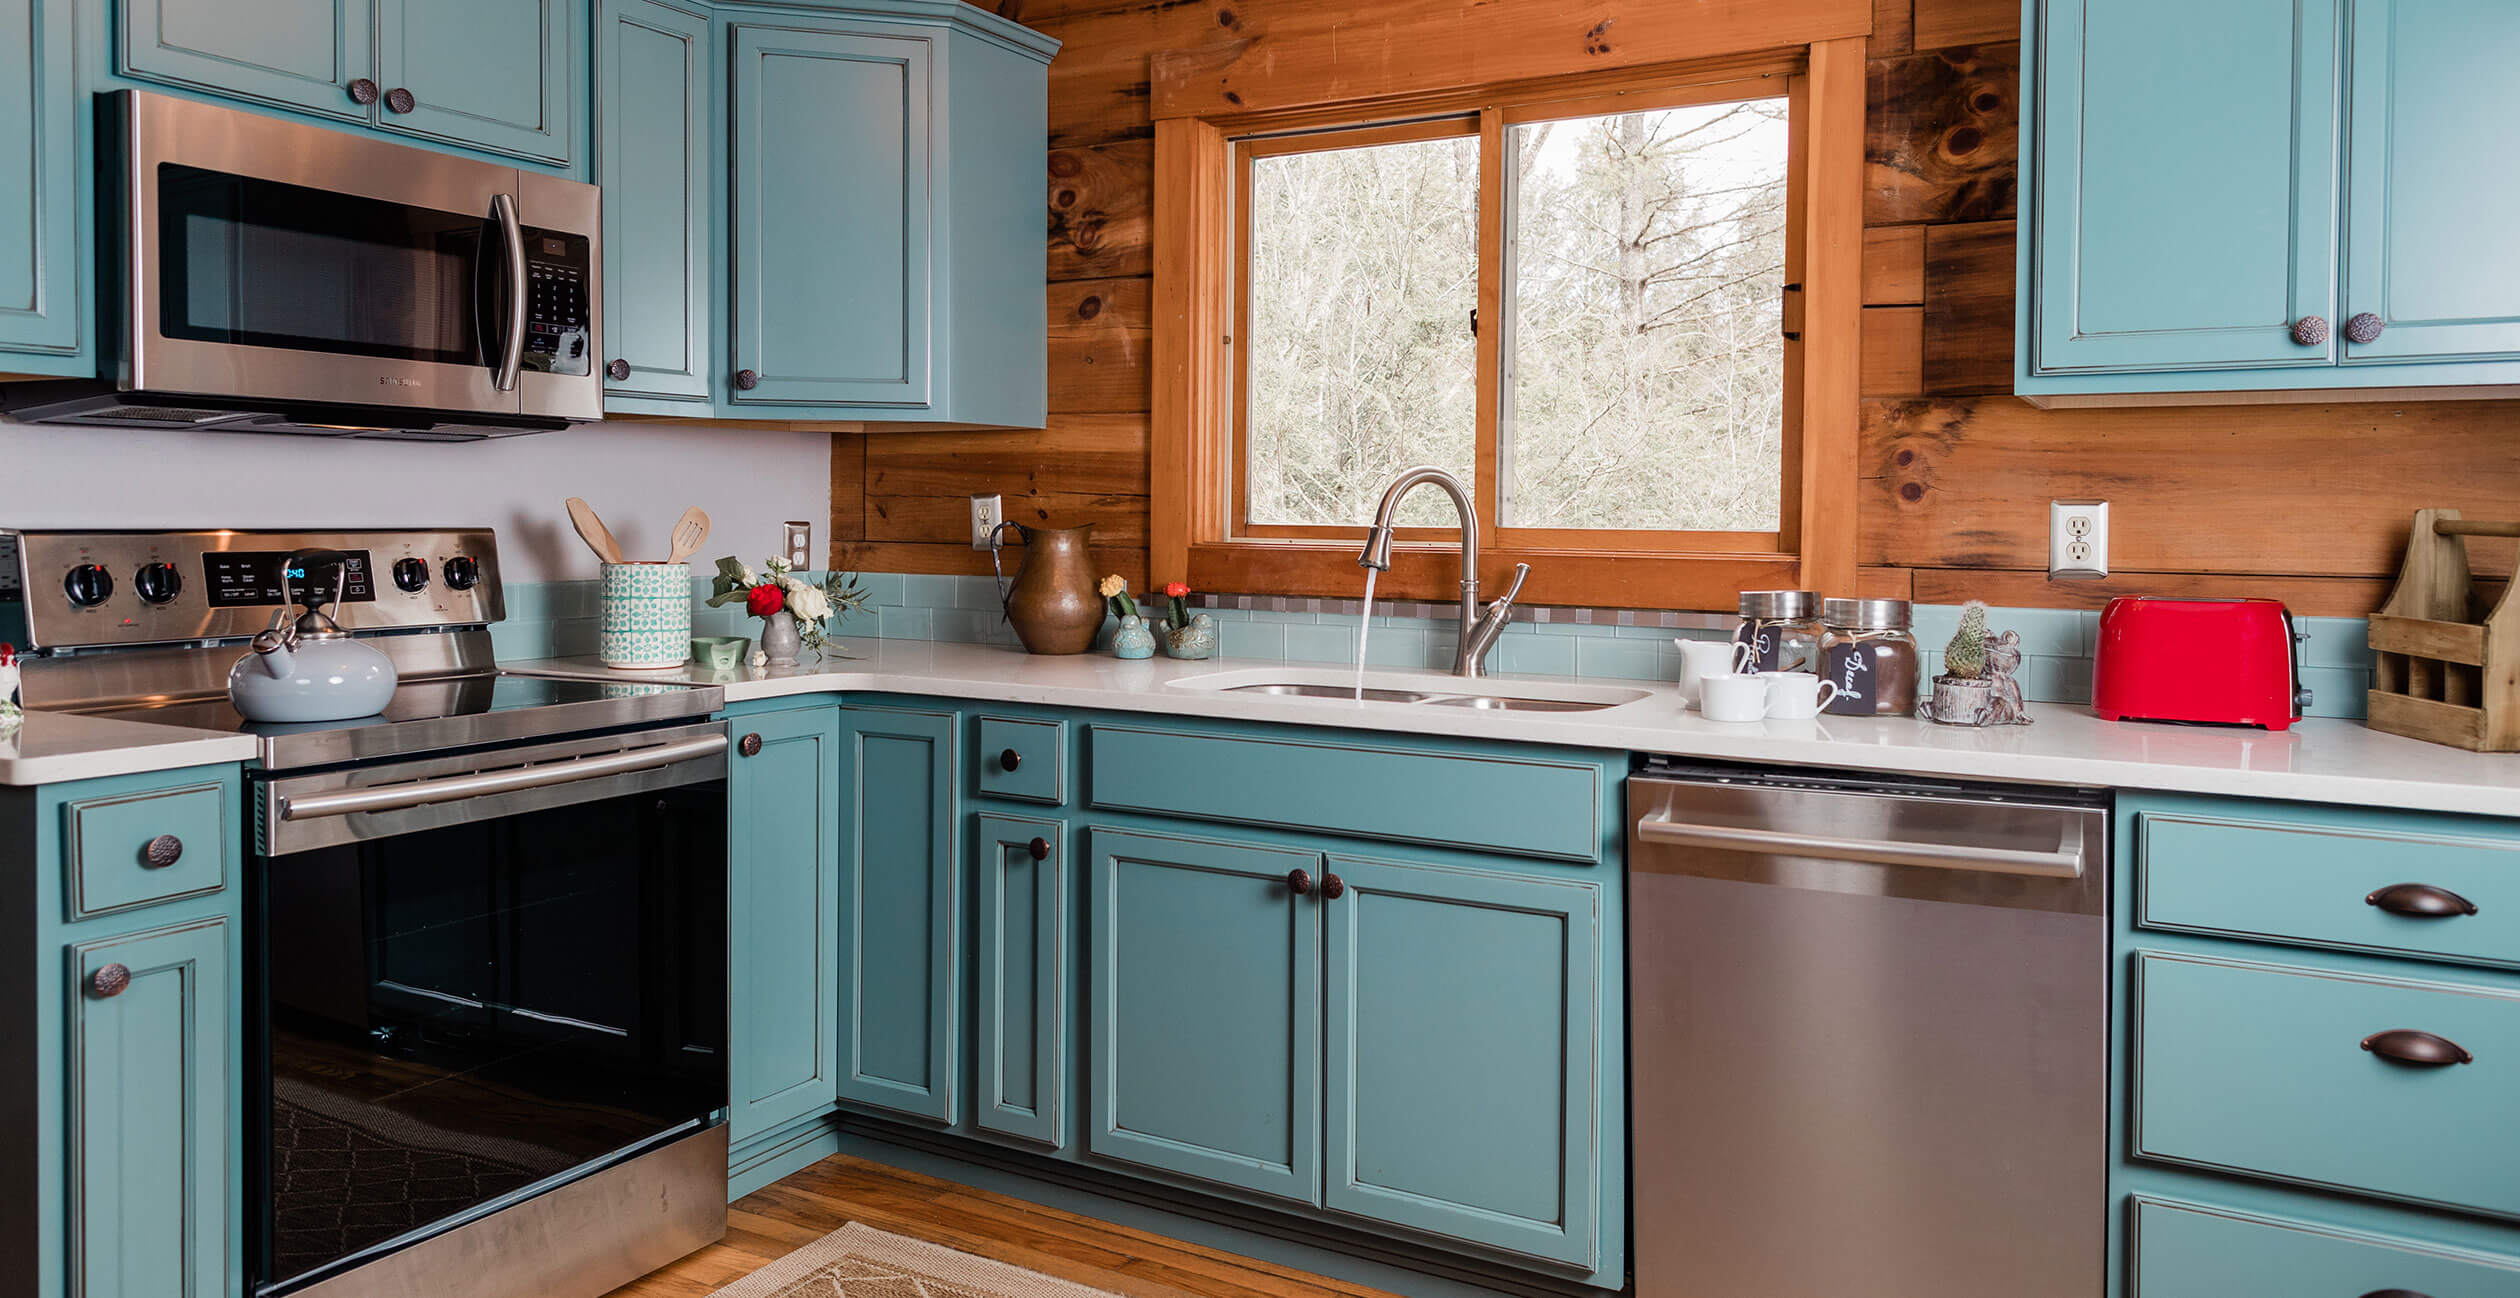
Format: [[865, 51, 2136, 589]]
[[1154, 50, 1865, 610]]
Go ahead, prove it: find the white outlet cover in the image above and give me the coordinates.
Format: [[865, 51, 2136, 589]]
[[2049, 499, 2109, 579], [970, 494, 1004, 550]]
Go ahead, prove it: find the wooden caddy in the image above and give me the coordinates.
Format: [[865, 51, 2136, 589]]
[[2368, 509, 2520, 750]]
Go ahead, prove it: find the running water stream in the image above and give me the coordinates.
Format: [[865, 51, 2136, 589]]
[[1353, 570, 1378, 699]]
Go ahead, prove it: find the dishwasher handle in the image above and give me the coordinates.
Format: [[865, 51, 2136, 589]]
[[1635, 814, 2085, 879]]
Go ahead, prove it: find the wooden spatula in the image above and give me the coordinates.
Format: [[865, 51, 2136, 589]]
[[664, 507, 712, 565], [565, 497, 625, 564]]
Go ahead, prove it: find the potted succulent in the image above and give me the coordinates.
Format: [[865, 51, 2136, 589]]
[[1153, 581, 1216, 659], [1922, 601, 2032, 726], [1100, 574, 1155, 659]]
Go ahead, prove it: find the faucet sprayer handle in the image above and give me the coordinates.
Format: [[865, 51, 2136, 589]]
[[1490, 563, 1530, 612]]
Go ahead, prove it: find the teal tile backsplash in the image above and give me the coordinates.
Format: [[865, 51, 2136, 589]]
[[490, 577, 2377, 720]]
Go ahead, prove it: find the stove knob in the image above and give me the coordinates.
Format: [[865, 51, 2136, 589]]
[[63, 563, 113, 608], [442, 555, 481, 590], [392, 556, 431, 592], [133, 562, 183, 605]]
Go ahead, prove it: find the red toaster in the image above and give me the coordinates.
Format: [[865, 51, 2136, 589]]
[[2091, 596, 2309, 730]]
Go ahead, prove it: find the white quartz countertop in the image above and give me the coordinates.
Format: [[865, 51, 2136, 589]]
[[504, 639, 2520, 818], [0, 710, 261, 787]]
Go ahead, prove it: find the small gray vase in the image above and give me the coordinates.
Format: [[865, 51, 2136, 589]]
[[758, 611, 802, 667]]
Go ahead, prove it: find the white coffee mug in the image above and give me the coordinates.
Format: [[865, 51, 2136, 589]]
[[1759, 671, 1840, 720], [1673, 638, 1756, 707], [1699, 673, 1771, 723]]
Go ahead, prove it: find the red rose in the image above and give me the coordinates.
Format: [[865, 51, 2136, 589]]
[[1163, 582, 1190, 599], [745, 584, 785, 617]]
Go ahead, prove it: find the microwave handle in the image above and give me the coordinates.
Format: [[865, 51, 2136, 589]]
[[489, 193, 527, 392]]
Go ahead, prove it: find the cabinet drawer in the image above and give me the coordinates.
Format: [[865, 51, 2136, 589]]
[[1087, 725, 1601, 863], [977, 717, 1065, 804], [2135, 952, 2520, 1218], [2139, 808, 2520, 970], [2131, 1195, 2520, 1298], [63, 779, 230, 921]]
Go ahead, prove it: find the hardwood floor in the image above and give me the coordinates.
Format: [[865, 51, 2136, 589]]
[[601, 1154, 1403, 1298]]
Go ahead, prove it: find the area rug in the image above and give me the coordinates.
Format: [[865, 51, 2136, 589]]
[[710, 1223, 1126, 1298]]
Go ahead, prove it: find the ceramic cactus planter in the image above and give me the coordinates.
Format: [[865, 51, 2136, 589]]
[[1159, 613, 1218, 660], [1113, 615, 1156, 659]]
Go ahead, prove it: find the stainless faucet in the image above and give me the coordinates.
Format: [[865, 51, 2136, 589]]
[[1356, 466, 1530, 678]]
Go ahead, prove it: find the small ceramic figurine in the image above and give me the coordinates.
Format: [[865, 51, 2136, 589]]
[[1984, 629, 2029, 725]]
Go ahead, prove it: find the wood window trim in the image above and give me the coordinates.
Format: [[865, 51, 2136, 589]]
[[1152, 39, 1865, 611]]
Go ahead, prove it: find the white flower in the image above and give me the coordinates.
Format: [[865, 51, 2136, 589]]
[[787, 584, 831, 623], [735, 563, 758, 587], [749, 649, 767, 667]]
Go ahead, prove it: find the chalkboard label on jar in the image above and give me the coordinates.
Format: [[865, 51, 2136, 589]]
[[1824, 641, 1876, 714], [1736, 624, 1778, 672]]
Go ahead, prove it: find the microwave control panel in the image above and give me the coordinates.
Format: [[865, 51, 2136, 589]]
[[521, 229, 592, 377]]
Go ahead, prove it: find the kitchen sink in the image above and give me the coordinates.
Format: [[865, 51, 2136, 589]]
[[1176, 667, 1654, 712]]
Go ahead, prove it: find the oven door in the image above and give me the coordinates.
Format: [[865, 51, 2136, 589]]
[[250, 723, 728, 1296], [114, 90, 604, 423]]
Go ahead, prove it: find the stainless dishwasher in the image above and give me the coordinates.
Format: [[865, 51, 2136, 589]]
[[1628, 760, 2109, 1298]]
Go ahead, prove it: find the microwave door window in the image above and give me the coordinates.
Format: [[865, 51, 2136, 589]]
[[157, 164, 484, 366]]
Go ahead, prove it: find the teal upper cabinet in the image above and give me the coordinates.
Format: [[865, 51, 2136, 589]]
[[2019, 0, 2520, 402], [2342, 0, 2520, 365], [728, 20, 935, 411], [599, 0, 714, 407], [728, 705, 842, 1143], [836, 705, 961, 1124], [114, 0, 577, 168], [2027, 0, 2337, 375], [373, 0, 577, 165], [0, 0, 82, 371]]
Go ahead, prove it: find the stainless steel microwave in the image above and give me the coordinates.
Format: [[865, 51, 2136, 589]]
[[3, 90, 602, 439]]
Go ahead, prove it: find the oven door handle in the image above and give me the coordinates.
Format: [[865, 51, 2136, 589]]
[[279, 733, 727, 821], [489, 192, 528, 393]]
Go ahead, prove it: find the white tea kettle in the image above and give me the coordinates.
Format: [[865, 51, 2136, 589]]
[[226, 550, 398, 722]]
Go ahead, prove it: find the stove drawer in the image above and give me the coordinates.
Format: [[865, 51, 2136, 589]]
[[62, 774, 233, 921]]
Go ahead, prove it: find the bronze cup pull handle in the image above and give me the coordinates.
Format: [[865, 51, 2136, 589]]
[[1286, 868, 1313, 896], [1028, 837, 1050, 861], [2362, 1029, 2472, 1067], [90, 964, 132, 999], [2367, 883, 2478, 918], [2360, 1291, 2435, 1298], [1321, 872, 1345, 899]]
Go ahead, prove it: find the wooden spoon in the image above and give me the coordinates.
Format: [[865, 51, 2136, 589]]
[[565, 497, 625, 565], [664, 506, 712, 565]]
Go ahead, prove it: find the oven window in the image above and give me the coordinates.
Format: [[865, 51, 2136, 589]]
[[253, 781, 726, 1293], [158, 163, 492, 366]]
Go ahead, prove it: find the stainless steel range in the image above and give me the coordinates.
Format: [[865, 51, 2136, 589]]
[[5, 529, 733, 1298]]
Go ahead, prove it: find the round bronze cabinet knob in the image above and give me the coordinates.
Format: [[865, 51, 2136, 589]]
[[606, 358, 631, 381], [2290, 315, 2329, 346], [347, 78, 380, 105], [90, 964, 132, 999], [141, 835, 183, 870], [737, 732, 763, 758], [733, 368, 761, 391], [1286, 868, 1314, 896], [1027, 837, 1051, 861], [384, 87, 417, 115], [2345, 312, 2386, 344], [999, 748, 1021, 771], [1321, 872, 1346, 899]]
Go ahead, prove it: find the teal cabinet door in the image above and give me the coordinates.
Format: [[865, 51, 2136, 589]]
[[972, 814, 1069, 1147], [728, 706, 841, 1142], [837, 706, 959, 1123], [69, 917, 231, 1298], [374, 0, 575, 165], [2029, 0, 2338, 373], [727, 21, 933, 410], [1321, 856, 1601, 1267], [0, 0, 81, 366], [1087, 827, 1323, 1204], [597, 0, 712, 405], [2342, 0, 2520, 364], [119, 0, 375, 122]]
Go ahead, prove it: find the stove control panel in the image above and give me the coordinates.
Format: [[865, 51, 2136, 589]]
[[0, 529, 505, 650]]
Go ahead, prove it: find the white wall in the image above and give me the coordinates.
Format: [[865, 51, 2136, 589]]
[[0, 417, 830, 581]]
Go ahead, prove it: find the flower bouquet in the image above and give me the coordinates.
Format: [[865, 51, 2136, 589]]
[[706, 556, 868, 666]]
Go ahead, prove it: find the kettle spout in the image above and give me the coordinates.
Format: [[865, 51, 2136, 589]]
[[250, 629, 295, 680]]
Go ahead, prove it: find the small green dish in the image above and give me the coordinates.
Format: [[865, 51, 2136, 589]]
[[691, 636, 751, 672]]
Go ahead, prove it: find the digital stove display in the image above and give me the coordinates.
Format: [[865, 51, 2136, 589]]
[[202, 550, 377, 608]]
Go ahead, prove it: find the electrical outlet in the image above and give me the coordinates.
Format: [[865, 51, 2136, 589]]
[[969, 494, 1004, 550], [783, 521, 812, 569], [2049, 500, 2109, 579]]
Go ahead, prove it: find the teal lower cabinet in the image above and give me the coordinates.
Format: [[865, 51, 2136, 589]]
[[836, 704, 960, 1124], [2115, 793, 2520, 1297], [1085, 827, 1324, 1204], [1322, 855, 1602, 1269], [971, 813, 1069, 1148], [728, 703, 842, 1145]]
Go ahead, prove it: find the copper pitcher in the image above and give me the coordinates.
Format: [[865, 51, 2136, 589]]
[[989, 522, 1103, 655]]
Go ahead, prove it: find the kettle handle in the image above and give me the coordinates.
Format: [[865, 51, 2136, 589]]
[[282, 549, 354, 616], [986, 522, 1027, 620]]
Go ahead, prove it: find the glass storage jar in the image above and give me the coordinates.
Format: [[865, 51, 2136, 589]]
[[1819, 598, 1920, 715], [1735, 590, 1824, 673]]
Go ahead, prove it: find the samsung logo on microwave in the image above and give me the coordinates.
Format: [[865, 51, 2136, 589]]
[[378, 376, 421, 389]]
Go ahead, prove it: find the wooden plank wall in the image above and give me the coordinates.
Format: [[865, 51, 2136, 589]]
[[826, 0, 2520, 616]]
